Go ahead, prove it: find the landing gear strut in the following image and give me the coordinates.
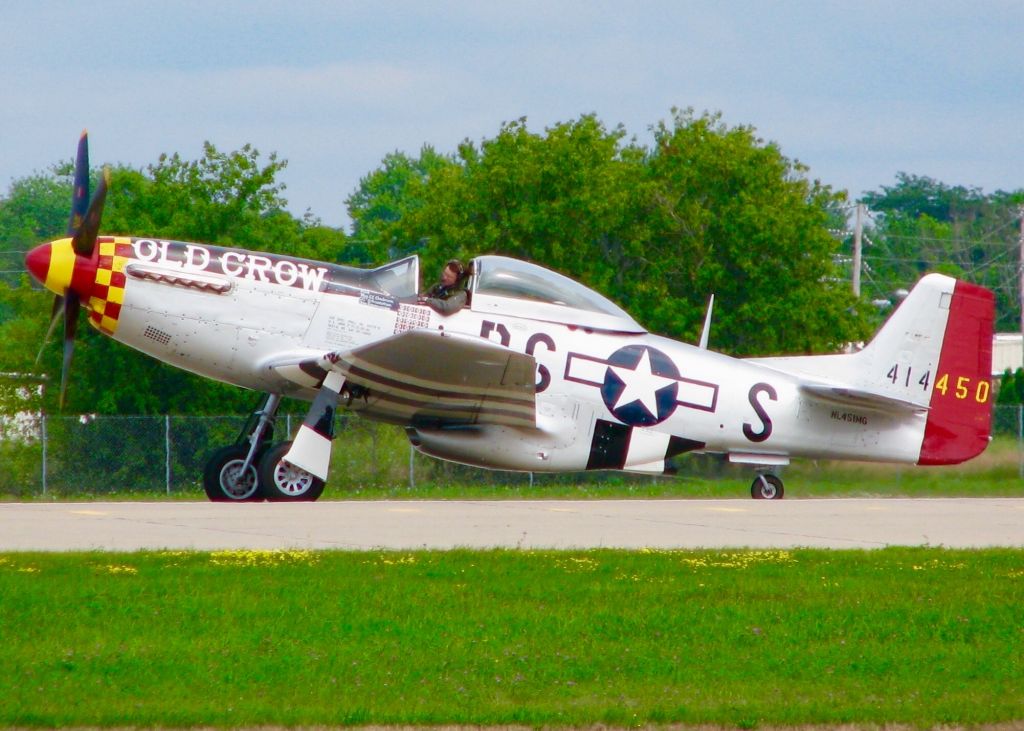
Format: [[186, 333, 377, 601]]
[[751, 473, 784, 500], [202, 394, 280, 502]]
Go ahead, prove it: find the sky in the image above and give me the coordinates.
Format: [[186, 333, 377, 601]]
[[1, 1, 1022, 230]]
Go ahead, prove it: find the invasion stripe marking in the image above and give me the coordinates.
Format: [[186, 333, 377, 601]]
[[586, 419, 632, 470], [340, 362, 535, 410], [367, 389, 535, 424], [341, 354, 535, 403], [362, 390, 535, 428]]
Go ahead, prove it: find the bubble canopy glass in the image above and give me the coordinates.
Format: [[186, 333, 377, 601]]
[[470, 255, 645, 333]]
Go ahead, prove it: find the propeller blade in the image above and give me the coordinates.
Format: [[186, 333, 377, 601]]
[[71, 166, 109, 257], [59, 291, 81, 410], [67, 131, 90, 237], [35, 294, 64, 366]]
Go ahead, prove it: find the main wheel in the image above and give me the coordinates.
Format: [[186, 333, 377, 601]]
[[258, 441, 326, 502], [751, 473, 784, 500], [203, 444, 264, 502]]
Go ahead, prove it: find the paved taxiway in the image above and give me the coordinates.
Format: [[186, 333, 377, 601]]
[[1, 498, 1022, 551]]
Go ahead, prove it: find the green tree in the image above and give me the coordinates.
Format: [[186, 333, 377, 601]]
[[364, 110, 867, 355], [637, 110, 864, 354], [862, 173, 988, 223], [1014, 367, 1024, 405], [347, 146, 456, 264], [0, 165, 75, 288], [396, 115, 647, 296], [859, 174, 1024, 331], [994, 367, 1018, 433]]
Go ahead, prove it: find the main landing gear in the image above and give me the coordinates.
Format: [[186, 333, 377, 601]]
[[751, 473, 784, 500], [202, 394, 326, 502]]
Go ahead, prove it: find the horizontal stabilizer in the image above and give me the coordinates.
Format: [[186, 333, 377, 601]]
[[800, 383, 928, 415]]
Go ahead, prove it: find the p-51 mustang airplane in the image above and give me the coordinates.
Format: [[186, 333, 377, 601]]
[[24, 134, 994, 500]]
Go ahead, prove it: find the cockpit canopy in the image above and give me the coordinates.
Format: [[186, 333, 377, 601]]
[[469, 255, 645, 333]]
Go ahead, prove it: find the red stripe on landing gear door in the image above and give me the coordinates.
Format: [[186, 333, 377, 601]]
[[918, 281, 994, 465]]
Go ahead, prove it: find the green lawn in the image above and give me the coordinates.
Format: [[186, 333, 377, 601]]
[[2, 548, 1022, 727]]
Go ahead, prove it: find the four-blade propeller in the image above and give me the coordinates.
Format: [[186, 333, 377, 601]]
[[30, 131, 109, 409]]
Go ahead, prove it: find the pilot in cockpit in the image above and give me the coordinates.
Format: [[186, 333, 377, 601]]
[[418, 259, 469, 314]]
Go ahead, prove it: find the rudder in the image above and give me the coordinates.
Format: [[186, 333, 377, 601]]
[[918, 280, 994, 465]]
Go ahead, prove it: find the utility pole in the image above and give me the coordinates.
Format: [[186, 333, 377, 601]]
[[1019, 205, 1024, 364], [852, 202, 864, 297], [1018, 205, 1024, 479]]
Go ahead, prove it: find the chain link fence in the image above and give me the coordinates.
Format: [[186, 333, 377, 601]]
[[2, 407, 1023, 497], [1, 413, 578, 497]]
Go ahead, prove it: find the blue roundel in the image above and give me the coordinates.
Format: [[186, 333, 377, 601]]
[[600, 345, 680, 426]]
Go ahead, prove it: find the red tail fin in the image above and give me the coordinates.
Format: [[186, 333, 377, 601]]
[[918, 280, 994, 465]]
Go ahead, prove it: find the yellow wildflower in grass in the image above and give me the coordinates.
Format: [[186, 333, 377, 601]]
[[553, 556, 599, 573], [368, 554, 418, 567], [679, 550, 796, 571], [104, 565, 139, 576], [0, 557, 38, 573], [911, 559, 967, 572], [158, 551, 190, 560], [209, 549, 320, 568], [614, 572, 643, 582]]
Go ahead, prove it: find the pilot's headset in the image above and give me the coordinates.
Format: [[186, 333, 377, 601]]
[[451, 259, 473, 303]]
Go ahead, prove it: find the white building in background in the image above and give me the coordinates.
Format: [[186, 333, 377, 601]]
[[993, 334, 1024, 377], [0, 373, 46, 442]]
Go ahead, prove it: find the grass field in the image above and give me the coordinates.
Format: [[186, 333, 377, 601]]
[[2, 547, 1022, 727]]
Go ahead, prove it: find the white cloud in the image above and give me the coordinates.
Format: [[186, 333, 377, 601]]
[[1, 2, 1021, 228]]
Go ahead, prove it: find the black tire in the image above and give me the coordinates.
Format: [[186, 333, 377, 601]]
[[203, 444, 264, 502], [258, 441, 326, 502], [751, 473, 784, 500]]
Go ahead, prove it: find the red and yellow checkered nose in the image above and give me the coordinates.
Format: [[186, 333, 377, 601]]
[[25, 237, 131, 335]]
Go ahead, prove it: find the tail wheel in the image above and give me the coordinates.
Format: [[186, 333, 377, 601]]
[[203, 444, 264, 502], [258, 441, 326, 502], [751, 473, 784, 500]]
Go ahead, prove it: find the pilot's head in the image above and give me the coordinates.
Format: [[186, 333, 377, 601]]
[[441, 259, 464, 286]]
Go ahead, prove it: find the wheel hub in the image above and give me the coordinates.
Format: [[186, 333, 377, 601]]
[[273, 461, 314, 496], [220, 459, 258, 500]]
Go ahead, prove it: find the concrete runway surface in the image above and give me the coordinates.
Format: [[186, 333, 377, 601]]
[[1, 498, 1022, 551]]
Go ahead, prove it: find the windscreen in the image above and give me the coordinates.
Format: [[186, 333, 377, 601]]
[[369, 256, 419, 298]]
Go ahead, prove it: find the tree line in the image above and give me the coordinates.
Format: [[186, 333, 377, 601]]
[[855, 173, 1024, 332], [1, 109, 1021, 415]]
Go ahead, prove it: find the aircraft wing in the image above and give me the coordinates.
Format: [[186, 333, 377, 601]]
[[799, 383, 928, 415], [271, 330, 537, 428]]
